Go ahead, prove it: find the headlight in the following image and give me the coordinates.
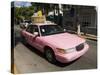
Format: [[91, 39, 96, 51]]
[[56, 48, 66, 54], [56, 47, 76, 54], [65, 47, 76, 53]]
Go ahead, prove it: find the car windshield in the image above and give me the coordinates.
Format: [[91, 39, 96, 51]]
[[40, 25, 65, 36]]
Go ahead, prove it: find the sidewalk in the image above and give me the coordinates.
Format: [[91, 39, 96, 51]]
[[67, 30, 97, 41], [80, 34, 97, 41]]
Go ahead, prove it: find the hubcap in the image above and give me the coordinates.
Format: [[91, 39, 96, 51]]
[[46, 50, 53, 62]]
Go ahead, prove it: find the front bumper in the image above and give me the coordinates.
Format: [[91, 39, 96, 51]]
[[55, 43, 89, 63]]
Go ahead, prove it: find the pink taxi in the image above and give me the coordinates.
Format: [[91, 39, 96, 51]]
[[21, 22, 89, 63]]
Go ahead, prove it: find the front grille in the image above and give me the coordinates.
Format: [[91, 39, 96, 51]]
[[76, 43, 84, 51]]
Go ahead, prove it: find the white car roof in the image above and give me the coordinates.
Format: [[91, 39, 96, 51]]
[[32, 21, 57, 26]]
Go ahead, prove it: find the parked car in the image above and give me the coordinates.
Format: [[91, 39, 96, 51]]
[[21, 21, 89, 63], [20, 20, 32, 29]]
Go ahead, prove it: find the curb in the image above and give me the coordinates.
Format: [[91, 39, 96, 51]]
[[79, 35, 97, 41], [68, 30, 97, 41]]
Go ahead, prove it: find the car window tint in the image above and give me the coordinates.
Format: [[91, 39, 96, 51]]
[[26, 25, 39, 35], [33, 25, 38, 32], [26, 25, 33, 34]]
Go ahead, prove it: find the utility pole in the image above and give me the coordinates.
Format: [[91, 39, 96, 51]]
[[76, 6, 81, 36], [77, 22, 81, 35]]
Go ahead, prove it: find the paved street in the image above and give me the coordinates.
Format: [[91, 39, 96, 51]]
[[13, 25, 97, 74]]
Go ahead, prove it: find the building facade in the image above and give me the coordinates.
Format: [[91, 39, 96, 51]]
[[63, 5, 97, 35]]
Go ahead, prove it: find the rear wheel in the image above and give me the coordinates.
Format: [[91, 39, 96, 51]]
[[44, 48, 56, 63]]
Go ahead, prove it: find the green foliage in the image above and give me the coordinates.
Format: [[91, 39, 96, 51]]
[[14, 6, 34, 24], [14, 3, 59, 24]]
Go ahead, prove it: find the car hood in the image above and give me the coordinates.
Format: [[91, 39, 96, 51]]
[[41, 33, 85, 49]]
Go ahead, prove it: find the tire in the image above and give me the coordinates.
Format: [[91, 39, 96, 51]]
[[44, 48, 56, 63]]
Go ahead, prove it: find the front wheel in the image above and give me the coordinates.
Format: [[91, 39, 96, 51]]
[[44, 48, 56, 63]]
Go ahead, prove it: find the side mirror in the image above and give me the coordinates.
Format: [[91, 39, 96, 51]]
[[34, 32, 39, 37]]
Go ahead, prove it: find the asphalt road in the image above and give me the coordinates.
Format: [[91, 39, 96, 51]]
[[13, 25, 97, 74]]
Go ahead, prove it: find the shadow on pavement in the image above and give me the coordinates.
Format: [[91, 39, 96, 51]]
[[14, 36, 22, 47], [54, 57, 80, 67]]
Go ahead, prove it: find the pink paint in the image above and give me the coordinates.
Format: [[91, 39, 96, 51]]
[[21, 25, 89, 63]]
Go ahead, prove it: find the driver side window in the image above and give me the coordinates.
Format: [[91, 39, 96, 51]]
[[33, 25, 38, 33], [26, 25, 33, 34], [26, 25, 39, 36]]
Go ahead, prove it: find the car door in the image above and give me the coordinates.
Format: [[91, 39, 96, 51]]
[[26, 25, 43, 51], [31, 25, 44, 51], [25, 25, 34, 45], [25, 25, 35, 45]]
